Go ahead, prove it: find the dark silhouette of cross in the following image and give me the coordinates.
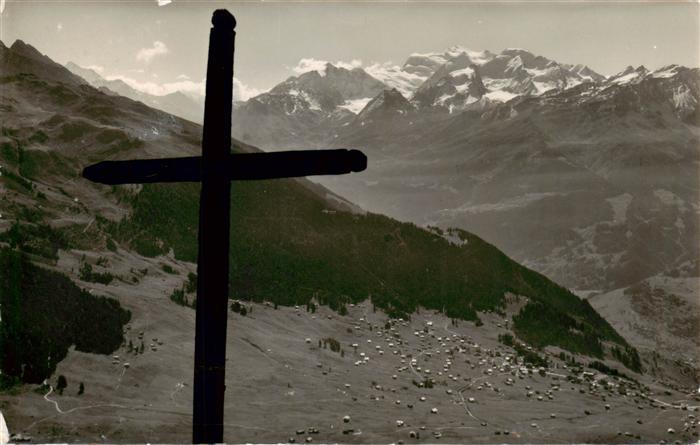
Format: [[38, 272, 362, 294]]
[[82, 9, 366, 444]]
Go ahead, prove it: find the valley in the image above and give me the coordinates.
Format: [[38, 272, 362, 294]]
[[1, 248, 697, 443], [0, 36, 698, 444]]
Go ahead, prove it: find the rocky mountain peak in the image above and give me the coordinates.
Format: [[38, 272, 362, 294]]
[[500, 47, 533, 57], [572, 64, 607, 82], [504, 55, 525, 75], [65, 61, 104, 84], [2, 40, 86, 87], [620, 65, 636, 76], [10, 39, 48, 62], [607, 65, 651, 85], [402, 52, 450, 77], [356, 88, 414, 120]]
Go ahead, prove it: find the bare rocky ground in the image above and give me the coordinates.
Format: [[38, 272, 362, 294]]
[[1, 248, 699, 444], [589, 274, 700, 386]]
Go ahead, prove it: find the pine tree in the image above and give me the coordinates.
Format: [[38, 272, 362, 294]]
[[78, 382, 85, 395], [56, 375, 67, 395]]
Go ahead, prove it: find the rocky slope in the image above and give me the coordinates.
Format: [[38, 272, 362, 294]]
[[589, 260, 700, 383]]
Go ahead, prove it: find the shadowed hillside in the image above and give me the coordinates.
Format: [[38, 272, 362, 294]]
[[0, 248, 131, 385]]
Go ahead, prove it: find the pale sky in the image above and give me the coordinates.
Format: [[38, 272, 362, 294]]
[[0, 1, 698, 100]]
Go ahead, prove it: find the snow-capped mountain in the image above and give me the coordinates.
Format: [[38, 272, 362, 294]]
[[595, 64, 699, 122], [411, 56, 488, 112], [254, 62, 385, 114], [207, 46, 700, 292], [318, 60, 700, 293], [571, 63, 607, 83], [606, 65, 650, 86], [234, 46, 608, 129], [362, 47, 494, 98], [230, 62, 386, 148], [478, 48, 597, 95], [405, 46, 607, 108], [229, 46, 609, 148], [363, 63, 428, 98]]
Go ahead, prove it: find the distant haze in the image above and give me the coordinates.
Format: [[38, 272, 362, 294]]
[[1, 0, 698, 100]]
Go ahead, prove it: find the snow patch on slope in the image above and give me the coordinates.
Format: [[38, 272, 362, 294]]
[[673, 84, 697, 112], [654, 189, 685, 208], [652, 65, 682, 79], [484, 90, 518, 102], [606, 193, 633, 224], [533, 81, 557, 95], [611, 72, 639, 85], [292, 58, 363, 77], [450, 67, 475, 77], [339, 97, 374, 114], [365, 62, 426, 97]]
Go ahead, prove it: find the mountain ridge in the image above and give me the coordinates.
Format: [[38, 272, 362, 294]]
[[63, 60, 204, 124], [11, 40, 696, 295], [0, 38, 635, 370]]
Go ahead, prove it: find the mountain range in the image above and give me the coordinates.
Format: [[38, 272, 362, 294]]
[[17, 38, 697, 362], [217, 45, 699, 298], [1, 37, 698, 443], [228, 46, 622, 148], [0, 38, 646, 385], [64, 61, 204, 124]]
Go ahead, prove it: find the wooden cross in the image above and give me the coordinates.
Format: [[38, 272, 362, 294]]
[[82, 9, 366, 444]]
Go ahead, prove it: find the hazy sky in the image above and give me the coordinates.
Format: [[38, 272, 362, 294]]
[[1, 1, 698, 100]]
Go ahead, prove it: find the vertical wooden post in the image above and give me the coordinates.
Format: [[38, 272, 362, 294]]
[[192, 9, 235, 444]]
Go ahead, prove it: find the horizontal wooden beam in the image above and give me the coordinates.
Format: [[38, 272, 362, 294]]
[[82, 149, 367, 185]]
